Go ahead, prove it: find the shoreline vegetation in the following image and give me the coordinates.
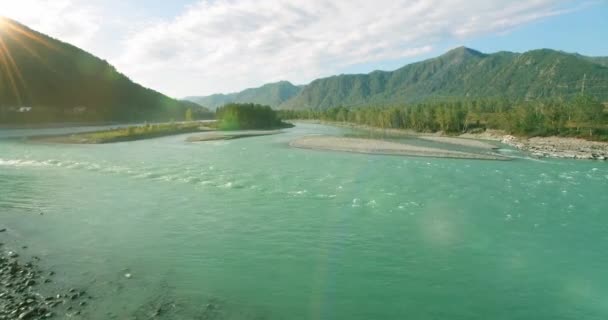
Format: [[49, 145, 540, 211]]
[[30, 122, 209, 144], [295, 120, 608, 160], [29, 122, 287, 144], [290, 136, 510, 160], [29, 104, 293, 144], [278, 96, 608, 141], [0, 122, 126, 130], [280, 94, 608, 161]]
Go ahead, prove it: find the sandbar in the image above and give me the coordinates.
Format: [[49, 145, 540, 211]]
[[290, 136, 510, 160]]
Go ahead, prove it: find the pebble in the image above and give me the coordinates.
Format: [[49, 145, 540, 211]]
[[502, 135, 608, 160], [0, 250, 90, 319], [502, 135, 608, 161]]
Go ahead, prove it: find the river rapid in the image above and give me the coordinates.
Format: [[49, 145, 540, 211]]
[[1, 123, 607, 319]]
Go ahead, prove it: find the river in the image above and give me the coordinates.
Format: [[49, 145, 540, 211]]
[[1, 123, 607, 319]]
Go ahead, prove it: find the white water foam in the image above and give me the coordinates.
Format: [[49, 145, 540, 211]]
[[0, 158, 51, 167], [288, 190, 308, 195], [0, 157, 256, 193]]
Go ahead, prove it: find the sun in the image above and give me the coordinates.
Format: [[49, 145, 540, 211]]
[[0, 15, 15, 31], [0, 13, 59, 105]]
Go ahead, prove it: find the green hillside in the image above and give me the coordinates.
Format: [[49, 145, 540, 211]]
[[280, 47, 608, 110], [0, 18, 211, 124], [185, 81, 302, 110]]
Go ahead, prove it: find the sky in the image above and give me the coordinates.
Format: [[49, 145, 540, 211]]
[[0, 0, 606, 98]]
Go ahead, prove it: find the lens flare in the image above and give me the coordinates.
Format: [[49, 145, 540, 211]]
[[0, 17, 58, 104]]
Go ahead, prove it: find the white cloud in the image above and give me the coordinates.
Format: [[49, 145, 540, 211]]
[[117, 0, 579, 97], [1, 0, 587, 97], [0, 0, 101, 50]]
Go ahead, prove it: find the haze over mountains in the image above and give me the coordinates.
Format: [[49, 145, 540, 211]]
[[0, 17, 210, 124], [189, 47, 608, 110], [185, 81, 302, 111]]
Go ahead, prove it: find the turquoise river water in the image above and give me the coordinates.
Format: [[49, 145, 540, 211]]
[[1, 123, 607, 319]]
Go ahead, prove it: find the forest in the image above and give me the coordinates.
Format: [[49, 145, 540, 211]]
[[278, 95, 608, 140]]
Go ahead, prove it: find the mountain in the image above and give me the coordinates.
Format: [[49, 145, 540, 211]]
[[185, 81, 302, 110], [278, 47, 608, 110], [0, 17, 211, 124]]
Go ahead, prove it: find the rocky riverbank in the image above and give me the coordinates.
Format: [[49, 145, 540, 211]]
[[458, 129, 608, 161], [299, 121, 608, 161], [500, 135, 608, 160], [0, 245, 91, 319]]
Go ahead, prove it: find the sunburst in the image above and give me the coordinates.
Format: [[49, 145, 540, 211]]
[[0, 17, 58, 104]]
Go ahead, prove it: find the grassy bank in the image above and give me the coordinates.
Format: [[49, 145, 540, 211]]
[[32, 122, 211, 144]]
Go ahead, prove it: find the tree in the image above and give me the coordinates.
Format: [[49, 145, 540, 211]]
[[572, 95, 604, 136], [276, 95, 607, 140], [185, 108, 193, 121]]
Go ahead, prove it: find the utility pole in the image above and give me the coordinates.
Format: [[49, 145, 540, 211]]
[[581, 73, 586, 95]]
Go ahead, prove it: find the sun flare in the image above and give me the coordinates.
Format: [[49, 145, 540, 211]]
[[0, 15, 58, 105]]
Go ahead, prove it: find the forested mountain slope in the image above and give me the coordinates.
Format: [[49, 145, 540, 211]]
[[279, 47, 608, 110]]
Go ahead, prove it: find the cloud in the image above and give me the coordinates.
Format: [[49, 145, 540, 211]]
[[1, 0, 587, 97], [0, 0, 101, 50], [116, 0, 579, 97]]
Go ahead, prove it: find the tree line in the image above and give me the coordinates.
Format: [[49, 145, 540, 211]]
[[278, 95, 608, 140]]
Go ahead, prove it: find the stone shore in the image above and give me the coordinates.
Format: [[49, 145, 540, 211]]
[[500, 135, 608, 160], [1, 242, 91, 319]]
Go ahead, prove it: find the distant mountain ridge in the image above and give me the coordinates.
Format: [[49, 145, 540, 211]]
[[0, 17, 210, 124], [185, 81, 302, 110], [280, 47, 608, 109], [190, 47, 608, 110]]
